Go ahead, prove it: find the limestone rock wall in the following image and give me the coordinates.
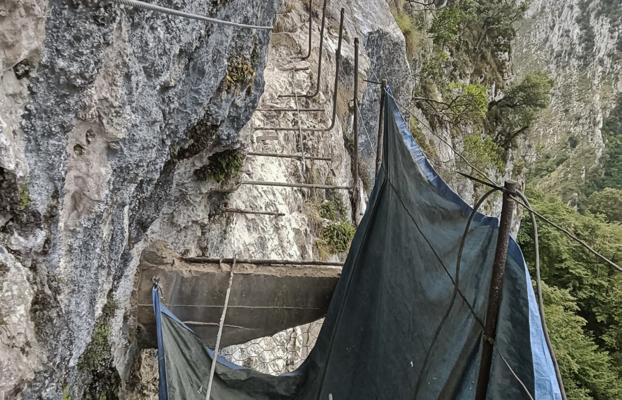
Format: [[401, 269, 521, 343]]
[[514, 0, 622, 201], [1, 0, 278, 397], [0, 0, 415, 397]]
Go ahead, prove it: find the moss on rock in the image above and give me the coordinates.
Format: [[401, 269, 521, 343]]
[[77, 297, 120, 399]]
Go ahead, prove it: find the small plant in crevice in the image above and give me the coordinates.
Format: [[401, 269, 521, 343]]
[[77, 296, 120, 400], [177, 119, 220, 160], [18, 183, 30, 210], [317, 220, 356, 256], [62, 385, 71, 400], [225, 56, 255, 91], [194, 149, 245, 183], [319, 197, 347, 221]]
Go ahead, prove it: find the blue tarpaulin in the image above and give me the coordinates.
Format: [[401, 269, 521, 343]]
[[152, 92, 562, 399]]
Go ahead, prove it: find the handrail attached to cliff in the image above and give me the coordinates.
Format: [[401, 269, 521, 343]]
[[116, 0, 274, 30]]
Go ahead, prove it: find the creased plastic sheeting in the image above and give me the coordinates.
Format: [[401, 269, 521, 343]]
[[385, 91, 561, 399], [152, 92, 562, 399]]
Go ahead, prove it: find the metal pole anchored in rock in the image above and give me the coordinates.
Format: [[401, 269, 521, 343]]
[[352, 37, 360, 224], [298, 0, 313, 60], [475, 181, 518, 400], [376, 80, 387, 173], [280, 0, 328, 98], [257, 8, 345, 132]]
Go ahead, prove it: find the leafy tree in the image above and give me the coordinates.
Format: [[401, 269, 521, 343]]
[[518, 190, 622, 387], [430, 0, 530, 89], [471, 0, 529, 53], [414, 82, 489, 127], [542, 284, 622, 400], [486, 71, 553, 150], [585, 188, 622, 223], [462, 134, 503, 172], [428, 0, 477, 46]]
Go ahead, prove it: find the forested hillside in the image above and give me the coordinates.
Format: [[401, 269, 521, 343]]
[[390, 0, 622, 398]]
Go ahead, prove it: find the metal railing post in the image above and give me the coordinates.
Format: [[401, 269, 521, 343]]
[[298, 0, 313, 60], [280, 0, 328, 98], [256, 8, 345, 133], [375, 80, 387, 173], [352, 37, 359, 223]]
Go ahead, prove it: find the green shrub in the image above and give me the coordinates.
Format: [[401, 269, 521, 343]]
[[319, 198, 346, 221], [462, 135, 504, 172], [487, 71, 553, 149], [429, 2, 476, 46], [447, 82, 489, 125], [585, 188, 622, 222], [225, 57, 255, 90], [318, 220, 356, 254], [541, 284, 622, 400], [518, 190, 622, 397], [195, 149, 244, 183]]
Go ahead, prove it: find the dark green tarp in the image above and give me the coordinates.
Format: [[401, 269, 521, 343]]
[[153, 93, 561, 399]]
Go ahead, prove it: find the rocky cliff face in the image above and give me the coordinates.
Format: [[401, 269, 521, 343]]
[[1, 0, 277, 397], [514, 0, 622, 201], [0, 0, 413, 397]]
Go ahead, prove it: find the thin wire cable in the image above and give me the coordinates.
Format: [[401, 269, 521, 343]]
[[116, 0, 273, 30], [413, 187, 498, 397], [367, 62, 382, 86], [389, 85, 620, 273], [513, 191, 567, 399], [516, 198, 622, 273], [387, 181, 535, 399], [458, 171, 622, 273], [205, 257, 237, 400], [497, 352, 535, 400], [385, 90, 499, 187], [355, 103, 374, 150]]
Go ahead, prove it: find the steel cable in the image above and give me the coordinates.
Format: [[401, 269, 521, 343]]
[[116, 0, 273, 30], [513, 191, 567, 399]]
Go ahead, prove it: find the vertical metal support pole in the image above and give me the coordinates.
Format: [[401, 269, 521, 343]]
[[352, 38, 359, 224], [323, 8, 344, 130], [263, 9, 344, 132], [375, 80, 387, 173], [295, 92, 306, 175], [280, 0, 328, 98], [475, 181, 518, 400], [299, 0, 313, 60]]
